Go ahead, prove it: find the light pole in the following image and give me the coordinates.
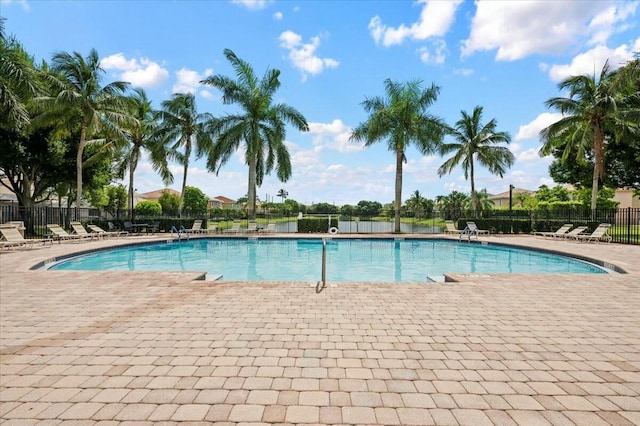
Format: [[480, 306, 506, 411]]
[[509, 184, 514, 234]]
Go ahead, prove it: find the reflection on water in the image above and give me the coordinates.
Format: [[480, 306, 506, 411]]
[[274, 220, 440, 234], [52, 238, 606, 282]]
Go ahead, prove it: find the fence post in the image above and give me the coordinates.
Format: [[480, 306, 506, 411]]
[[627, 207, 631, 245]]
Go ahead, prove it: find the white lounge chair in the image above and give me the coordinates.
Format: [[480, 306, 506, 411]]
[[443, 220, 462, 235], [0, 225, 52, 249], [70, 221, 101, 240], [262, 223, 276, 233], [206, 222, 219, 234], [575, 223, 612, 243], [535, 223, 573, 238], [47, 224, 91, 242], [243, 221, 258, 233], [187, 219, 207, 234], [87, 224, 123, 238], [559, 226, 589, 240], [224, 221, 241, 234], [460, 221, 490, 240]]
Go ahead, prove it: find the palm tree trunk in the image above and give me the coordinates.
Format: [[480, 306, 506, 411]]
[[470, 159, 476, 212], [248, 155, 257, 220], [394, 150, 403, 233], [179, 140, 191, 218], [76, 124, 87, 208], [129, 153, 135, 221], [591, 124, 605, 211]]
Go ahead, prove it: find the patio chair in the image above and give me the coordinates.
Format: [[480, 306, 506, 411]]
[[47, 224, 90, 242], [243, 221, 258, 233], [206, 222, 219, 234], [559, 226, 589, 240], [0, 225, 53, 249], [87, 224, 123, 239], [70, 221, 101, 241], [224, 221, 241, 234], [443, 220, 462, 235], [187, 219, 206, 234], [574, 223, 612, 243], [108, 222, 129, 237], [535, 223, 573, 238], [261, 223, 276, 233]]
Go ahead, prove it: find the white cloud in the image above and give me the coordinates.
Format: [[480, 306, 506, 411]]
[[417, 39, 448, 64], [278, 31, 339, 81], [172, 68, 212, 94], [453, 68, 474, 77], [515, 112, 563, 141], [462, 1, 629, 60], [308, 119, 362, 153], [547, 39, 640, 81], [516, 148, 553, 165], [587, 2, 638, 45], [368, 0, 462, 47], [273, 11, 283, 20], [0, 0, 29, 11], [100, 53, 169, 88], [232, 0, 268, 10]]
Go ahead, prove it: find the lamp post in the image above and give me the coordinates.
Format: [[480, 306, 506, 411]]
[[509, 185, 514, 234]]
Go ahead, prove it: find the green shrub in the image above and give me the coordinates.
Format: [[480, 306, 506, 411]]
[[298, 217, 338, 233], [134, 201, 162, 216]]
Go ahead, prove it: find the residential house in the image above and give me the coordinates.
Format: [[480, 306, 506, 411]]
[[135, 188, 181, 206], [209, 196, 239, 210], [487, 188, 536, 208], [613, 188, 640, 208]]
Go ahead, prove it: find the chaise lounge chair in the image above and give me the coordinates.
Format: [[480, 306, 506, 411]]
[[535, 223, 573, 238], [574, 223, 612, 243], [87, 224, 125, 238], [224, 221, 241, 234], [206, 222, 219, 234], [47, 224, 91, 242], [0, 225, 53, 250], [261, 223, 276, 233], [70, 221, 101, 241], [243, 221, 258, 233], [443, 220, 462, 235], [558, 226, 589, 240], [186, 219, 207, 234]]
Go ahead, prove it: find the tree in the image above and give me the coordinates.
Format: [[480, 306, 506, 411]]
[[350, 79, 445, 232], [277, 188, 288, 204], [158, 190, 180, 216], [469, 188, 494, 213], [435, 191, 470, 221], [404, 190, 434, 217], [156, 92, 212, 216], [356, 200, 382, 217], [340, 204, 356, 217], [135, 200, 162, 216], [118, 88, 172, 219], [0, 20, 40, 129], [540, 61, 640, 210], [202, 48, 309, 220], [438, 106, 514, 211], [182, 186, 208, 216], [36, 49, 130, 206]]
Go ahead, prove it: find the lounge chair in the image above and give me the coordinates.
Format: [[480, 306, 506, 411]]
[[187, 219, 206, 234], [108, 222, 129, 237], [47, 224, 90, 242], [224, 221, 241, 234], [206, 222, 219, 234], [559, 226, 589, 240], [535, 223, 573, 238], [574, 223, 612, 243], [70, 221, 101, 240], [443, 220, 462, 235], [0, 225, 52, 249], [87, 224, 124, 238], [458, 221, 490, 241], [262, 223, 276, 233], [243, 221, 258, 233]]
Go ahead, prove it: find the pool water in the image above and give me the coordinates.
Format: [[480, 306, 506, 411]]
[[49, 238, 607, 281]]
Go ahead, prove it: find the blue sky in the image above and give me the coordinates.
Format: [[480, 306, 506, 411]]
[[3, 0, 639, 205]]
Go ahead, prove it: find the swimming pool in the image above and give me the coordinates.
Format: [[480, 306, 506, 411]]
[[49, 238, 607, 281]]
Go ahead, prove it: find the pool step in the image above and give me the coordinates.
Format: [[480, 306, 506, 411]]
[[426, 275, 445, 283]]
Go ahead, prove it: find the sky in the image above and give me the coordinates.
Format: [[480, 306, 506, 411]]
[[2, 0, 639, 206]]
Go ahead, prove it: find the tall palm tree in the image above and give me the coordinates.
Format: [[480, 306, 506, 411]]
[[155, 92, 213, 216], [35, 49, 130, 206], [405, 190, 426, 216], [117, 88, 173, 218], [277, 188, 288, 204], [350, 79, 445, 232], [438, 106, 514, 211], [540, 61, 639, 210], [201, 48, 309, 220], [0, 18, 40, 129]]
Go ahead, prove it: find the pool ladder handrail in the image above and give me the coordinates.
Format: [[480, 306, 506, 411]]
[[318, 237, 327, 289], [170, 225, 190, 241]]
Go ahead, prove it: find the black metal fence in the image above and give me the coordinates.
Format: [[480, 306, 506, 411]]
[[1, 204, 638, 245]]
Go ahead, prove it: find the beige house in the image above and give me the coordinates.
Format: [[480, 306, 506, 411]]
[[487, 188, 536, 208], [209, 196, 239, 210], [613, 188, 640, 208], [135, 188, 181, 206]]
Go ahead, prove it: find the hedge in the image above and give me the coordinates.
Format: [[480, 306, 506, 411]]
[[298, 217, 338, 233]]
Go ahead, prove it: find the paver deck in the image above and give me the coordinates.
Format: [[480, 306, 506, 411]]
[[1, 234, 638, 425]]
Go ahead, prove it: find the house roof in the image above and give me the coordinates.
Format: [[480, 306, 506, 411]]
[[487, 188, 536, 199], [213, 196, 236, 203], [139, 188, 181, 199]]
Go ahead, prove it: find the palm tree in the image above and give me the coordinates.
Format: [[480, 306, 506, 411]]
[[0, 19, 40, 129], [155, 92, 213, 216], [350, 79, 445, 232], [540, 61, 639, 210], [405, 190, 427, 217], [35, 49, 130, 206], [277, 188, 288, 204], [202, 49, 309, 220], [117, 88, 173, 218], [438, 106, 514, 211], [469, 188, 494, 212]]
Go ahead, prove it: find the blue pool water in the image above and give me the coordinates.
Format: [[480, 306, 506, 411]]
[[49, 238, 607, 281]]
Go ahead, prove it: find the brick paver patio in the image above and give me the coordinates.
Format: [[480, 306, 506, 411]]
[[1, 234, 638, 425]]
